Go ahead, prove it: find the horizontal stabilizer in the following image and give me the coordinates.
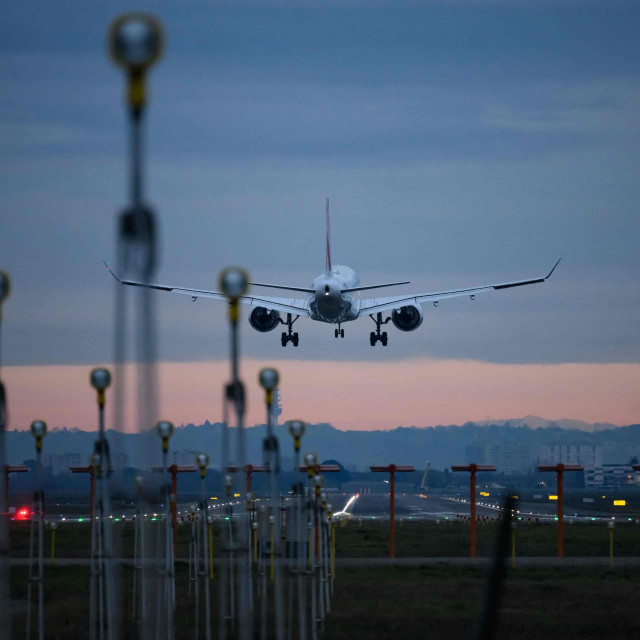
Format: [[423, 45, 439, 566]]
[[249, 282, 315, 293], [343, 281, 410, 293]]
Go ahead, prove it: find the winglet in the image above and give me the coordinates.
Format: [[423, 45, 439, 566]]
[[545, 258, 562, 280], [102, 261, 122, 283]]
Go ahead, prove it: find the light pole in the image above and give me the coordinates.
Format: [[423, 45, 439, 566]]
[[157, 421, 175, 638], [287, 420, 307, 640], [538, 463, 583, 557], [196, 453, 212, 640], [258, 367, 284, 640], [89, 367, 117, 640], [370, 464, 416, 559], [451, 464, 496, 558], [219, 266, 252, 640], [27, 419, 47, 640]]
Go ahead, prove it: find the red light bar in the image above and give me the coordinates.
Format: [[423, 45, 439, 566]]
[[451, 465, 496, 472], [298, 465, 341, 473], [370, 465, 415, 473], [538, 464, 583, 472]]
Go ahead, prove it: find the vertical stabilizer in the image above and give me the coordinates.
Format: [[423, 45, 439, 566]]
[[325, 197, 332, 273]]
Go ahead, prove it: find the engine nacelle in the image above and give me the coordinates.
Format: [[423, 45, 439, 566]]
[[391, 304, 423, 332], [249, 307, 281, 332]]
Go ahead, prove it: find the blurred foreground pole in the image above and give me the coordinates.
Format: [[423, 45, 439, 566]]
[[538, 463, 583, 557], [107, 13, 164, 639], [477, 493, 515, 640], [0, 271, 10, 638], [451, 464, 496, 557]]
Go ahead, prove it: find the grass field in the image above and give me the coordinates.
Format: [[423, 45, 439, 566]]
[[9, 563, 640, 638], [9, 517, 640, 559], [8, 518, 640, 637]]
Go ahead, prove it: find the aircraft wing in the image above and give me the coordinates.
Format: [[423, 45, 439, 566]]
[[360, 259, 561, 315], [104, 263, 311, 316]]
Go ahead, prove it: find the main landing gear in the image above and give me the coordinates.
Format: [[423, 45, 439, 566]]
[[334, 324, 345, 339], [369, 312, 390, 346], [280, 313, 299, 347]]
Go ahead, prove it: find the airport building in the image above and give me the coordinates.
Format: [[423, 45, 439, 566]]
[[465, 441, 533, 475], [538, 444, 603, 487], [44, 452, 83, 476]]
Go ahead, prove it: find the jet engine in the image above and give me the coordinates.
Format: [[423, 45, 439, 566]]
[[391, 304, 423, 331], [249, 307, 281, 332]]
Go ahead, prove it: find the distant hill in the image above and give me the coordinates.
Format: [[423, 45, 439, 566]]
[[5, 418, 640, 472], [472, 415, 619, 431]]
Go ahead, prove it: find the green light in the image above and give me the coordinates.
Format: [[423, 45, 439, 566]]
[[78, 518, 84, 522], [151, 517, 157, 521], [554, 517, 558, 521], [518, 517, 522, 520], [591, 518, 596, 521], [225, 517, 229, 521], [114, 518, 120, 522]]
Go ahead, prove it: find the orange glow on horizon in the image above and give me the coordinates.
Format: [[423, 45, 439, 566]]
[[2, 358, 639, 432]]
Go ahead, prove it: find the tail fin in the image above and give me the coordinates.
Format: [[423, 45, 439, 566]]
[[325, 197, 332, 273]]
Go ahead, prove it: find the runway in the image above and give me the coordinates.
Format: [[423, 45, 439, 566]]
[[330, 491, 629, 522]]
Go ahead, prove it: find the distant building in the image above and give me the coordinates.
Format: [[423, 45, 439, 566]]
[[44, 452, 82, 476], [111, 452, 128, 470], [539, 444, 603, 487], [465, 441, 533, 475], [602, 463, 637, 488], [173, 450, 201, 467]]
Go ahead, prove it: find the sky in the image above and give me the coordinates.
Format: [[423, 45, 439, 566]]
[[1, 0, 639, 430]]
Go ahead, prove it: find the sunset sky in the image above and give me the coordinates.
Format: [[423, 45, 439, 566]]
[[1, 1, 638, 431]]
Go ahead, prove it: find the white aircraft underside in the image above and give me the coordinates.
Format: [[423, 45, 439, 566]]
[[104, 200, 560, 347]]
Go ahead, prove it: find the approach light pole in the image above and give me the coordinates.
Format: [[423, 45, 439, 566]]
[[451, 464, 496, 558], [538, 463, 583, 557], [370, 464, 415, 559]]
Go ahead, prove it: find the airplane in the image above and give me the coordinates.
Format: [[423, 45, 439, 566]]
[[104, 199, 560, 347]]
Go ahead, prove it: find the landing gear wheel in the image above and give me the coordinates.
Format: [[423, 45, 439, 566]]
[[335, 329, 339, 338], [369, 312, 391, 346], [340, 329, 345, 338], [279, 313, 300, 347]]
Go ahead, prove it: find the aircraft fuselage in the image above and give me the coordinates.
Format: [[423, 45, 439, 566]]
[[309, 265, 360, 324]]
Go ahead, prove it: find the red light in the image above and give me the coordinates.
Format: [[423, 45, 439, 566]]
[[15, 507, 30, 521]]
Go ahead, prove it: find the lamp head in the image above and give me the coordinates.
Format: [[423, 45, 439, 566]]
[[196, 453, 210, 471], [288, 420, 306, 440], [258, 368, 279, 392], [218, 267, 249, 299], [156, 420, 174, 440], [90, 368, 112, 392], [30, 420, 47, 439], [109, 13, 164, 71]]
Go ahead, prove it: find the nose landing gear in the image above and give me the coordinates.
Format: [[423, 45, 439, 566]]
[[279, 313, 299, 347], [334, 324, 345, 339], [369, 312, 390, 346]]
